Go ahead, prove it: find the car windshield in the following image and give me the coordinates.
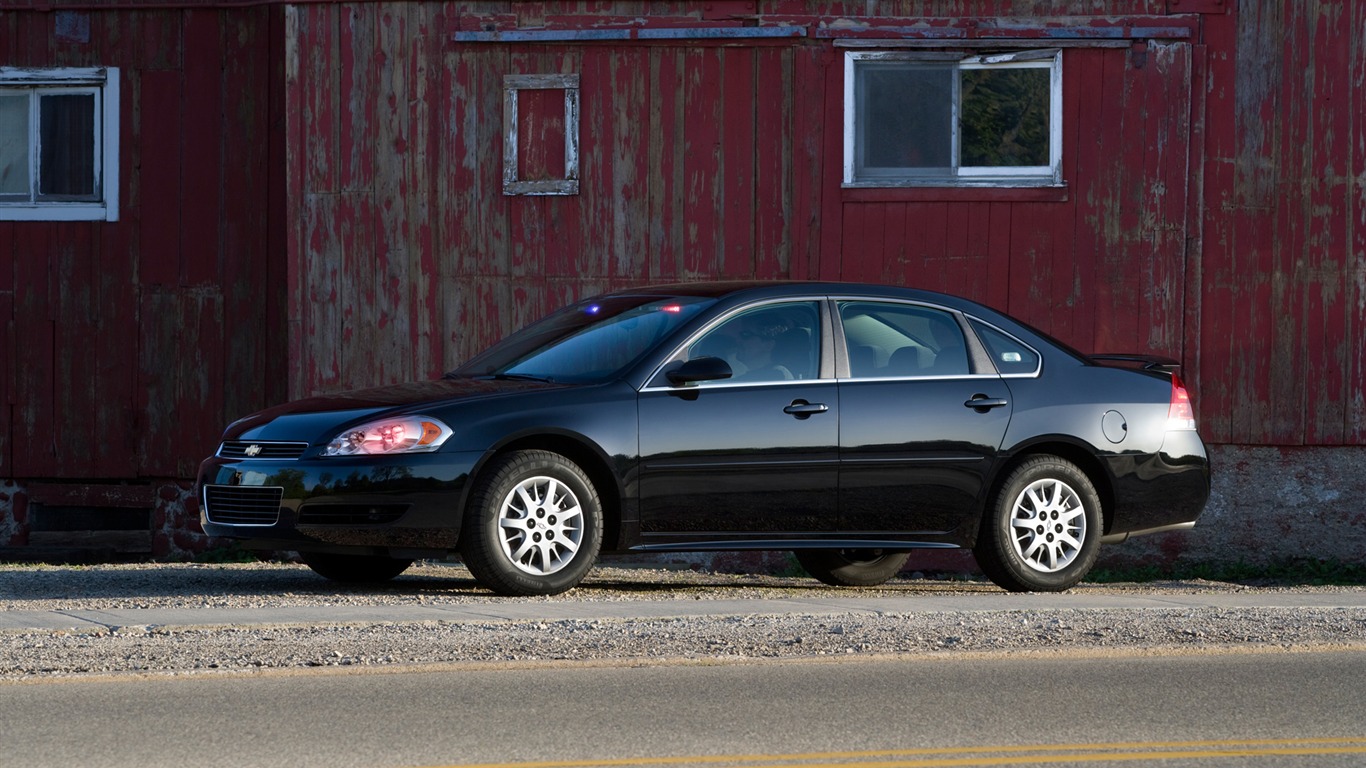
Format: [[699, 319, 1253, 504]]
[[450, 295, 716, 383]]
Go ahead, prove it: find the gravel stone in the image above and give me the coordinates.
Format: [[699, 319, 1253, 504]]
[[2, 561, 1364, 680]]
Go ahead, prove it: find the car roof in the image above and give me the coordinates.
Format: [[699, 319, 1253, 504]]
[[601, 280, 973, 307]]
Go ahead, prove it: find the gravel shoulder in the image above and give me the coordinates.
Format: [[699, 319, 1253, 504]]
[[2, 561, 1364, 680]]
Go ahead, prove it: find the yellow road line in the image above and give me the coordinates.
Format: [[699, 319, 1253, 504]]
[[430, 737, 1366, 768]]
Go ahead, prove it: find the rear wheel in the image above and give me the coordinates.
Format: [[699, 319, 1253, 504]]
[[300, 552, 413, 583], [795, 549, 911, 587], [460, 450, 603, 596], [973, 455, 1102, 592]]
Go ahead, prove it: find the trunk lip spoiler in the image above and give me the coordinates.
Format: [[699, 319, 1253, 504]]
[[1089, 353, 1182, 373]]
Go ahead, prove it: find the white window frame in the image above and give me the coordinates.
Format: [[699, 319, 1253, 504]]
[[843, 50, 1062, 188], [502, 73, 580, 196], [0, 66, 119, 221]]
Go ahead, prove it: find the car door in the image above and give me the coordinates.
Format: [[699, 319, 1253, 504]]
[[836, 300, 1012, 534], [637, 300, 839, 535]]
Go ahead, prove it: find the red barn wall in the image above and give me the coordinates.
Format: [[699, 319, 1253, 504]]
[[0, 4, 287, 554], [283, 2, 1234, 428], [1, 0, 1364, 560]]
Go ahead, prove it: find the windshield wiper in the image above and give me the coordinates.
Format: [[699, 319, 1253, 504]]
[[488, 372, 556, 383]]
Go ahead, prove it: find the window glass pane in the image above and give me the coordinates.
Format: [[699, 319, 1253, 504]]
[[0, 94, 30, 197], [840, 302, 969, 378], [970, 320, 1041, 375], [38, 93, 96, 198], [856, 63, 952, 173], [689, 302, 821, 383], [960, 67, 1050, 167]]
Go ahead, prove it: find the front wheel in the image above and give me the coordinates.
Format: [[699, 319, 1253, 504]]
[[300, 552, 413, 583], [973, 456, 1102, 592], [795, 549, 911, 587], [460, 450, 603, 596]]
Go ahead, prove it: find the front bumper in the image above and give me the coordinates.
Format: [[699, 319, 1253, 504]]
[[195, 450, 484, 556]]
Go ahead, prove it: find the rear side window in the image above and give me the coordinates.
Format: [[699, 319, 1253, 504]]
[[839, 302, 970, 378], [970, 319, 1040, 376]]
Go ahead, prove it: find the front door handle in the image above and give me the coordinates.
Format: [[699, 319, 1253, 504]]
[[784, 400, 829, 419], [964, 395, 1009, 412]]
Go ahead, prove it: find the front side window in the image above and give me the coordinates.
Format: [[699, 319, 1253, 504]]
[[687, 302, 822, 384], [0, 67, 119, 221], [844, 50, 1061, 187]]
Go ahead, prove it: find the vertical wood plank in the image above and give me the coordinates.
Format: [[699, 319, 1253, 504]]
[[682, 46, 721, 279], [1302, 2, 1350, 444], [138, 69, 182, 287], [647, 46, 682, 281], [791, 44, 827, 281], [816, 45, 844, 281], [607, 47, 649, 284], [754, 46, 791, 279], [720, 45, 755, 279], [1348, 0, 1366, 444], [340, 3, 378, 194], [219, 8, 282, 424], [11, 225, 54, 477], [182, 8, 223, 287]]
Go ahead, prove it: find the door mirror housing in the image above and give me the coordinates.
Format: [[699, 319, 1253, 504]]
[[666, 356, 733, 386]]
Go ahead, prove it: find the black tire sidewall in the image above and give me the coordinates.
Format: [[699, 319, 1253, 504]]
[[975, 456, 1102, 592], [461, 450, 603, 596]]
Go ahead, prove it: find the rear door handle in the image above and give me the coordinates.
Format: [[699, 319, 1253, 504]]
[[964, 396, 1009, 412], [784, 400, 829, 418]]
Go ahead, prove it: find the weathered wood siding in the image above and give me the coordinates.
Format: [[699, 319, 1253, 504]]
[[283, 3, 1214, 417], [3, 0, 1365, 506], [1198, 0, 1366, 446], [0, 5, 286, 481]]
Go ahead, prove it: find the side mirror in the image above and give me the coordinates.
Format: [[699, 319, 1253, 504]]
[[666, 356, 733, 386]]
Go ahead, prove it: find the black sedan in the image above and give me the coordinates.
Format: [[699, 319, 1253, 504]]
[[196, 282, 1210, 595]]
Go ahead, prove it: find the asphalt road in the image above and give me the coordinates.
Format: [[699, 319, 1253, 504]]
[[5, 649, 1366, 768]]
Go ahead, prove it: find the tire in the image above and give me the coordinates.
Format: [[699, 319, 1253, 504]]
[[459, 450, 603, 596], [795, 549, 911, 587], [973, 455, 1102, 592], [300, 552, 413, 583]]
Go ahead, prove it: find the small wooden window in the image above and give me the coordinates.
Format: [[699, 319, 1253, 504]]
[[503, 74, 579, 196], [0, 67, 119, 221]]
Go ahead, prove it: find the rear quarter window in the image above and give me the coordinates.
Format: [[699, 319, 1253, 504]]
[[970, 319, 1040, 376]]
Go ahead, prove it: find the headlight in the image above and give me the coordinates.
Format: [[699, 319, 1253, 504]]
[[322, 417, 453, 456]]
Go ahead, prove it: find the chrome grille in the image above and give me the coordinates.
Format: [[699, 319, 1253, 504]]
[[218, 441, 310, 460], [203, 486, 284, 525]]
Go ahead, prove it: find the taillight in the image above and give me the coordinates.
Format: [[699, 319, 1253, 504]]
[[1167, 374, 1196, 430]]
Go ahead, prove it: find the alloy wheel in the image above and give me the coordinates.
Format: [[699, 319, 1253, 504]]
[[497, 475, 585, 576], [1008, 478, 1086, 573]]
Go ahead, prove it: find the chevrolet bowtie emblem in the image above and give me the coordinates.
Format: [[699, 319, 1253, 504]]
[[244, 444, 263, 457]]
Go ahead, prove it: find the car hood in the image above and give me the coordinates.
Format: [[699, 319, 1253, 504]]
[[223, 377, 566, 442]]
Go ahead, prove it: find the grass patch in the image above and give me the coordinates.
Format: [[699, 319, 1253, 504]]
[[1088, 557, 1366, 587]]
